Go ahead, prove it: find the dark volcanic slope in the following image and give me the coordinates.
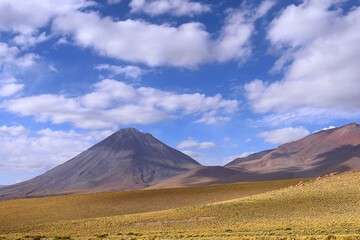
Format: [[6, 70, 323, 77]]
[[0, 128, 200, 199], [226, 122, 360, 178]]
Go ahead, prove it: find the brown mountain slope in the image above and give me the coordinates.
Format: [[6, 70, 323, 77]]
[[226, 122, 360, 178], [147, 166, 244, 189], [151, 123, 360, 189], [0, 128, 200, 199]]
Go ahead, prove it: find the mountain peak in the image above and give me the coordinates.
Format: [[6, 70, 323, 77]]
[[113, 127, 143, 136], [345, 122, 360, 130], [117, 127, 141, 133], [112, 127, 153, 139]]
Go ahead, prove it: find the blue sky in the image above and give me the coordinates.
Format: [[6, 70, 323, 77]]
[[1, 0, 360, 185]]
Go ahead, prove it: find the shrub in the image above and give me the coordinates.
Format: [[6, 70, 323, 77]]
[[127, 232, 140, 236], [95, 234, 108, 238]]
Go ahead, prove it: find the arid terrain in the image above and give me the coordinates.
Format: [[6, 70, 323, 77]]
[[0, 172, 359, 239]]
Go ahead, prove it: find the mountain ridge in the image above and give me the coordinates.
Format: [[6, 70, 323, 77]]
[[150, 122, 360, 189]]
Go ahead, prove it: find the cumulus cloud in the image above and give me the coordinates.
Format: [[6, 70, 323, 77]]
[[52, 11, 210, 67], [51, 0, 274, 68], [1, 0, 273, 68], [0, 0, 93, 49], [257, 126, 310, 145], [129, 0, 210, 16], [0, 83, 24, 97], [95, 64, 145, 79], [255, 0, 277, 19], [246, 1, 360, 116], [0, 0, 93, 35], [12, 32, 49, 48], [214, 10, 253, 63], [0, 125, 29, 136], [1, 79, 238, 129], [0, 126, 95, 172], [177, 138, 217, 149], [0, 78, 24, 97], [0, 42, 38, 67], [0, 43, 19, 65]]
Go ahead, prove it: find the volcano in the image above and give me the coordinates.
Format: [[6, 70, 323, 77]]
[[0, 128, 200, 199]]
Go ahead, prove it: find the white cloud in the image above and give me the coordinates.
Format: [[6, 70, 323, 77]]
[[49, 64, 59, 73], [258, 107, 360, 128], [313, 125, 336, 133], [177, 137, 217, 149], [0, 127, 95, 173], [1, 79, 238, 129], [257, 126, 310, 145], [268, 0, 339, 47], [255, 0, 277, 19], [245, 138, 251, 143], [12, 32, 49, 48], [0, 42, 19, 65], [57, 37, 70, 45], [214, 10, 253, 63], [0, 125, 29, 136], [95, 64, 145, 79], [321, 126, 335, 131], [15, 53, 39, 67], [0, 78, 24, 97], [222, 152, 254, 164], [181, 150, 206, 159], [1, 0, 271, 68], [0, 0, 94, 52], [37, 128, 83, 139], [0, 42, 38, 67], [0, 83, 24, 97], [246, 1, 360, 115], [107, 0, 121, 4], [193, 111, 231, 125], [88, 130, 115, 140], [51, 1, 273, 68], [52, 11, 210, 67], [129, 0, 210, 16], [0, 0, 93, 35]]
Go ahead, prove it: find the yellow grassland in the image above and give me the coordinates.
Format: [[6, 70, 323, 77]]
[[1, 173, 360, 239]]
